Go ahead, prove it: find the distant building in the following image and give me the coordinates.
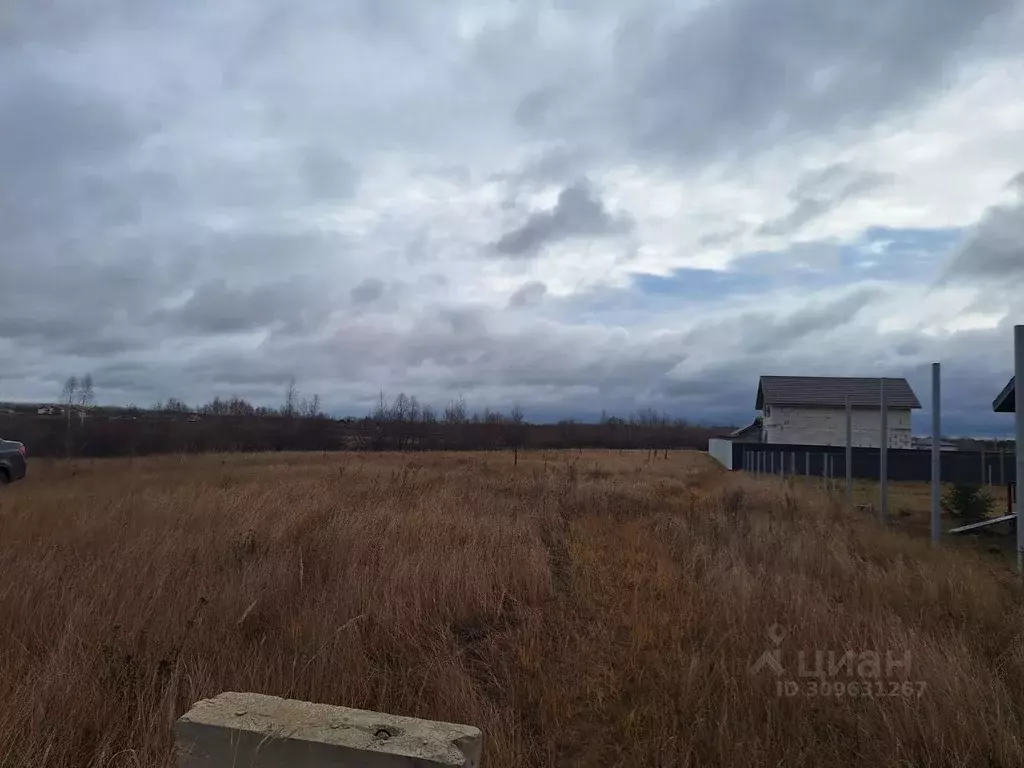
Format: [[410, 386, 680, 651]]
[[756, 375, 921, 448], [911, 436, 958, 452]]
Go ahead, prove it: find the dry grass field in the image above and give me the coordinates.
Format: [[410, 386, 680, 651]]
[[2, 449, 1024, 767]]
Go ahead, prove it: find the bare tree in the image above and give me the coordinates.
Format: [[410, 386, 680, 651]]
[[443, 397, 467, 425], [371, 391, 389, 422], [507, 402, 527, 465], [393, 393, 411, 423], [62, 376, 78, 411], [510, 403, 525, 425], [77, 373, 95, 425], [166, 398, 189, 413], [306, 393, 321, 419], [283, 378, 299, 418], [78, 373, 95, 409], [61, 376, 78, 457]]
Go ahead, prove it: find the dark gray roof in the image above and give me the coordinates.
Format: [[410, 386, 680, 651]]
[[756, 376, 921, 410], [728, 418, 762, 438], [994, 377, 1015, 413]]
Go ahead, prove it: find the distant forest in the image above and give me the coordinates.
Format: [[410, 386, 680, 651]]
[[0, 377, 730, 458]]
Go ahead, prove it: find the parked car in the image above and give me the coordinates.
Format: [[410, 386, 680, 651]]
[[0, 439, 26, 486]]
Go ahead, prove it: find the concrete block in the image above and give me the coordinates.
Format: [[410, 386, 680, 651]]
[[175, 692, 481, 768]]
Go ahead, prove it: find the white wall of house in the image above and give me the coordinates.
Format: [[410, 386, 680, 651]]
[[762, 405, 913, 448]]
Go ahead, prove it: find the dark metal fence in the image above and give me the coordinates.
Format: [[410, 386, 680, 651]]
[[731, 441, 1016, 485]]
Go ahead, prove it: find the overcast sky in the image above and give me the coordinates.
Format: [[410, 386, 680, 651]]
[[2, 0, 1024, 434]]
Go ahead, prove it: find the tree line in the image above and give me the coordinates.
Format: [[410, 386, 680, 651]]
[[2, 380, 729, 458]]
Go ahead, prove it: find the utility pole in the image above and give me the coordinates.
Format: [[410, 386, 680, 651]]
[[931, 363, 941, 548], [1015, 327, 1024, 573], [845, 396, 853, 507], [880, 377, 888, 523]]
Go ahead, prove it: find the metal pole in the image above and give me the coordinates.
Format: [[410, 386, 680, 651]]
[[846, 396, 853, 507], [805, 452, 810, 477], [931, 362, 941, 548], [1016, 325, 1024, 573], [880, 377, 888, 522], [981, 450, 987, 485]]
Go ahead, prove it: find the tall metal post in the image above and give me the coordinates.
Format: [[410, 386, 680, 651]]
[[880, 377, 888, 522], [931, 363, 941, 548], [845, 396, 853, 507], [1015, 326, 1024, 573]]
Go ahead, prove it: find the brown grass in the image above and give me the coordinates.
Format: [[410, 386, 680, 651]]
[[2, 450, 1024, 767]]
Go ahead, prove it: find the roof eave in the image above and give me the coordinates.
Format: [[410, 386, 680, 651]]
[[994, 377, 1015, 413], [762, 400, 922, 409]]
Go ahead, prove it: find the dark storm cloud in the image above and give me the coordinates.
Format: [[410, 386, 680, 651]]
[[946, 172, 1024, 283], [493, 179, 633, 257], [757, 165, 892, 237], [610, 0, 1013, 163]]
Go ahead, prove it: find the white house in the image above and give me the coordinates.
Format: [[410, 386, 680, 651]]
[[755, 376, 921, 448]]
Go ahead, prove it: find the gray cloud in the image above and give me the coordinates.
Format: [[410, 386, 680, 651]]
[[739, 287, 884, 352], [508, 281, 547, 308], [0, 1, 1021, 433], [150, 276, 331, 336], [493, 179, 634, 257], [757, 165, 891, 236], [946, 172, 1024, 283], [607, 0, 1014, 164], [351, 278, 386, 305]]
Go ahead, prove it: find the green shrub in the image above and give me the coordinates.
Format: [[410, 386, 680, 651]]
[[941, 484, 994, 522]]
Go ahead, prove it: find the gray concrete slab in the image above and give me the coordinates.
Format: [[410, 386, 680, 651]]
[[175, 692, 481, 767]]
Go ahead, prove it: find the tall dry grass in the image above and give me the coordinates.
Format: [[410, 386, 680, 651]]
[[1, 450, 1023, 767]]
